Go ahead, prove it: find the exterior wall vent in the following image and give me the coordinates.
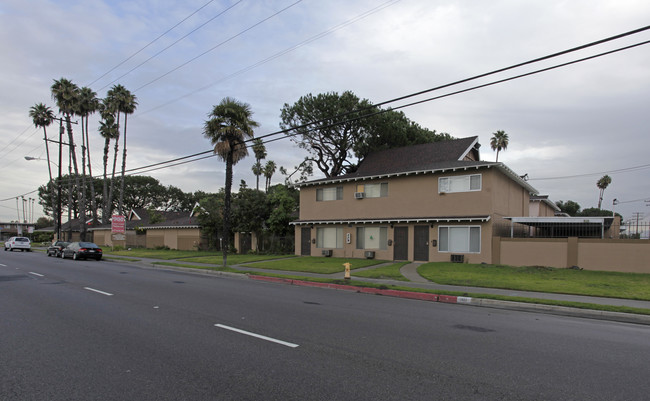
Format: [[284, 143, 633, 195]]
[[322, 249, 333, 257], [451, 254, 464, 263], [364, 251, 375, 259]]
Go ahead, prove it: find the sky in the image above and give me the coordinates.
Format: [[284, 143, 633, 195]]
[[1, 0, 649, 225]]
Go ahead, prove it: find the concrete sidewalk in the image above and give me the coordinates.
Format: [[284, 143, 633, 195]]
[[103, 254, 650, 325]]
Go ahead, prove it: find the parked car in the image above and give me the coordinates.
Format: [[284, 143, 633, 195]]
[[61, 242, 103, 261], [4, 237, 31, 251], [47, 241, 70, 257]]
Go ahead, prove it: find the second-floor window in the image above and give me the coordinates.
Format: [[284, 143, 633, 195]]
[[438, 174, 481, 194], [317, 186, 343, 201], [356, 183, 388, 198]]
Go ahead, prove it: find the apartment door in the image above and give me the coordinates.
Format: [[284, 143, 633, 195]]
[[413, 225, 430, 261], [393, 226, 408, 260], [300, 227, 312, 256]]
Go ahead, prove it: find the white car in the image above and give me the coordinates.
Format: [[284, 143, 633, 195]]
[[4, 237, 31, 252]]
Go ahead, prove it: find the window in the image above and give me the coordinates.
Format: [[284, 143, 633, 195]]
[[438, 226, 481, 253], [356, 227, 388, 250], [438, 174, 481, 193], [316, 227, 343, 248], [317, 186, 343, 201], [356, 183, 388, 198]]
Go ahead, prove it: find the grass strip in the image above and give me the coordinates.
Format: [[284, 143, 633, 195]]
[[103, 256, 141, 262], [247, 256, 386, 274], [183, 254, 296, 265], [352, 262, 410, 281], [418, 262, 650, 301], [153, 261, 240, 273], [246, 272, 650, 316]]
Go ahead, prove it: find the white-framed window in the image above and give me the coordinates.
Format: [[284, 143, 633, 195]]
[[317, 186, 343, 201], [356, 227, 388, 250], [438, 226, 481, 253], [438, 174, 481, 193], [356, 183, 388, 198], [316, 227, 343, 248]]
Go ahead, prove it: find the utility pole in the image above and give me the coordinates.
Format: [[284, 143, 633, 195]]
[[630, 212, 644, 237]]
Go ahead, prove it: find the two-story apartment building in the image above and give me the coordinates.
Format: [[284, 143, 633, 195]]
[[291, 136, 538, 263]]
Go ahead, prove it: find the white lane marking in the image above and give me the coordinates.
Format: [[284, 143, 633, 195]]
[[0, 263, 7, 267], [215, 324, 299, 348], [84, 287, 114, 296], [29, 272, 44, 277]]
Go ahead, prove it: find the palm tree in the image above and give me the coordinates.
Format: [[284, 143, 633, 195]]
[[29, 103, 57, 233], [203, 97, 259, 266], [98, 99, 119, 223], [51, 78, 84, 238], [490, 130, 509, 162], [251, 138, 266, 190], [77, 87, 100, 225], [597, 175, 612, 210], [116, 88, 137, 215], [263, 160, 276, 192]]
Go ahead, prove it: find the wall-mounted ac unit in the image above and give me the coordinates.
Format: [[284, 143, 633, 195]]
[[354, 192, 365, 199], [451, 254, 464, 263], [322, 249, 332, 257], [364, 251, 375, 259]]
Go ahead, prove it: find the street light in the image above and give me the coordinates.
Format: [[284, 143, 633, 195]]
[[24, 156, 58, 167]]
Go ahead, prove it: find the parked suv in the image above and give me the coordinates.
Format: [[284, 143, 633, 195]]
[[4, 237, 31, 251]]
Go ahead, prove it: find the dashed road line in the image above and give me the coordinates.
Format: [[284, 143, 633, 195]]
[[84, 287, 114, 296], [29, 272, 44, 277], [215, 324, 299, 348]]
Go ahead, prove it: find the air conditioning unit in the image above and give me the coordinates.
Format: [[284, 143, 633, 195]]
[[451, 254, 464, 263], [322, 249, 332, 257], [364, 251, 375, 259], [354, 192, 365, 199]]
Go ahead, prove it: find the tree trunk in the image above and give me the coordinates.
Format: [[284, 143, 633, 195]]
[[107, 114, 121, 220], [85, 116, 98, 224], [80, 116, 88, 241], [118, 114, 128, 215], [102, 137, 110, 224], [222, 152, 234, 267], [65, 114, 83, 240]]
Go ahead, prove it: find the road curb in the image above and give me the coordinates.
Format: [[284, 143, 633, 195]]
[[248, 275, 650, 326]]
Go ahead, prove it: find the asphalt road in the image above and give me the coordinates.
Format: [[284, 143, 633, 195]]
[[1, 251, 649, 400]]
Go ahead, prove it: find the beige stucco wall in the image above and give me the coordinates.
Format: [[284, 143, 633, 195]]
[[497, 238, 569, 268], [577, 240, 650, 273], [146, 228, 201, 250]]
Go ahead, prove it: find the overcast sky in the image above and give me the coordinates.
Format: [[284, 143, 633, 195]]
[[1, 0, 649, 224]]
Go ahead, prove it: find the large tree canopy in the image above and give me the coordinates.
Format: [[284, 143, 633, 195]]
[[280, 91, 451, 178]]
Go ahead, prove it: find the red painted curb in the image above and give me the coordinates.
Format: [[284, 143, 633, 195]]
[[248, 275, 442, 303]]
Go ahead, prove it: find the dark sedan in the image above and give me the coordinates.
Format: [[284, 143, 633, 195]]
[[47, 241, 70, 257], [61, 242, 103, 261]]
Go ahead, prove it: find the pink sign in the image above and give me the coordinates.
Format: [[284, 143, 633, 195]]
[[111, 215, 126, 233]]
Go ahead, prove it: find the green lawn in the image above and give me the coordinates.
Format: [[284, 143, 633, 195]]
[[103, 248, 221, 260], [153, 261, 240, 273], [418, 262, 650, 301], [352, 262, 410, 281], [182, 254, 296, 265], [244, 257, 386, 274]]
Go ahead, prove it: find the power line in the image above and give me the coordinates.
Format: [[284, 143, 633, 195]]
[[134, 0, 305, 92], [97, 0, 243, 92], [87, 0, 219, 88]]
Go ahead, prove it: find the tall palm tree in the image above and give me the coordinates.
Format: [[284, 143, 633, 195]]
[[251, 138, 266, 191], [117, 89, 137, 215], [597, 175, 612, 210], [490, 130, 509, 162], [98, 102, 119, 223], [51, 78, 84, 238], [77, 87, 100, 225], [263, 160, 276, 192], [203, 97, 259, 267], [29, 103, 57, 233]]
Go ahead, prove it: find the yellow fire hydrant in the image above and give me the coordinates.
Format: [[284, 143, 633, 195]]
[[343, 262, 351, 280]]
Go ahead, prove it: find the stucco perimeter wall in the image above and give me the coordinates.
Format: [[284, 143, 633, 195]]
[[497, 238, 568, 269], [577, 240, 650, 273], [146, 228, 201, 250], [496, 237, 650, 273]]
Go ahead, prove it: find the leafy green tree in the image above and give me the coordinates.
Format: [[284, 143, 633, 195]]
[[266, 184, 299, 236], [195, 191, 225, 250], [490, 130, 509, 162], [596, 175, 612, 210], [231, 185, 269, 241], [35, 216, 54, 230], [203, 97, 259, 266], [281, 91, 449, 177], [555, 200, 581, 216]]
